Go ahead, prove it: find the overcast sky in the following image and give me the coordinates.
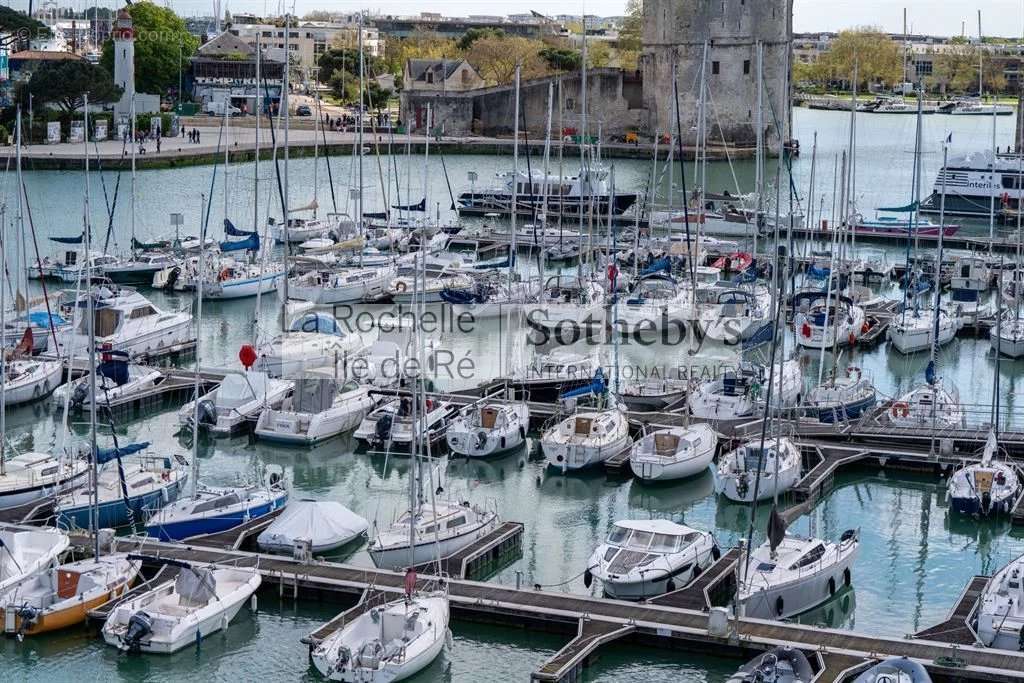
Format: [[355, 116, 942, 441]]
[[36, 1, 1024, 37]]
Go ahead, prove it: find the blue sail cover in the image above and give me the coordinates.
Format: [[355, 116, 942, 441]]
[[27, 311, 66, 327], [223, 219, 251, 237], [220, 232, 260, 252], [560, 368, 607, 399], [640, 257, 671, 277], [925, 360, 937, 385], [98, 350, 131, 386], [50, 232, 85, 244], [95, 441, 151, 465]]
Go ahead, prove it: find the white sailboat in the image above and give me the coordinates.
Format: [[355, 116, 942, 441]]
[[0, 528, 70, 600], [715, 437, 801, 503], [446, 400, 529, 457], [947, 431, 1020, 517], [978, 552, 1024, 650], [628, 424, 717, 482]]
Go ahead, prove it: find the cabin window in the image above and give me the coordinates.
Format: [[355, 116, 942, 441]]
[[41, 466, 58, 477], [446, 516, 466, 529], [422, 525, 436, 534], [628, 530, 653, 548], [711, 61, 720, 75], [743, 60, 750, 75], [94, 309, 121, 337], [129, 306, 157, 319], [791, 544, 826, 569], [650, 533, 677, 552], [1003, 176, 1023, 190], [608, 526, 630, 544]]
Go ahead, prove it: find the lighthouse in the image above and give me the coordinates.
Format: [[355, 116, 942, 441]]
[[112, 7, 135, 119]]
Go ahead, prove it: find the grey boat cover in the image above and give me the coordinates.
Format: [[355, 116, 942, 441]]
[[853, 657, 932, 683], [257, 500, 369, 553], [729, 646, 815, 683], [176, 566, 217, 607]]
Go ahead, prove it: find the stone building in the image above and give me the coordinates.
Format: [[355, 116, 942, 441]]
[[640, 0, 792, 150], [403, 59, 484, 92], [191, 31, 285, 114]]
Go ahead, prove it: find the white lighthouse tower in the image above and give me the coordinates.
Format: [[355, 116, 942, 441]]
[[112, 7, 135, 119]]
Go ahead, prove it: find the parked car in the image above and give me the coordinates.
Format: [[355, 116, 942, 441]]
[[295, 105, 312, 116]]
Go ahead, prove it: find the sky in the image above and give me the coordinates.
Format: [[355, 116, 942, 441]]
[[29, 1, 1024, 37]]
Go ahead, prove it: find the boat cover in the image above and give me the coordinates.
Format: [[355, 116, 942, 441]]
[[176, 566, 217, 606], [257, 500, 368, 553]]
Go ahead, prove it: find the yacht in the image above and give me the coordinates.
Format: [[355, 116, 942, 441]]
[[446, 401, 529, 457], [56, 285, 194, 359], [257, 500, 368, 554], [369, 499, 499, 569], [804, 367, 877, 423], [922, 150, 1024, 218], [541, 400, 631, 472], [693, 283, 773, 345], [872, 97, 935, 114], [852, 212, 959, 237], [716, 437, 802, 503], [990, 315, 1024, 358], [270, 215, 333, 243], [255, 374, 378, 445], [977, 552, 1024, 650], [256, 312, 368, 379], [793, 293, 866, 350], [524, 275, 606, 330], [889, 381, 965, 430], [457, 166, 638, 217], [614, 273, 689, 336], [388, 263, 473, 305], [353, 397, 458, 452], [688, 361, 802, 422], [586, 520, 718, 600], [738, 528, 860, 619], [57, 355, 167, 411], [286, 266, 394, 304], [888, 307, 959, 354], [947, 432, 1020, 517], [179, 371, 293, 436], [102, 564, 261, 653], [946, 99, 1014, 116], [510, 350, 596, 401], [628, 424, 717, 482], [103, 252, 177, 285], [202, 259, 284, 300]]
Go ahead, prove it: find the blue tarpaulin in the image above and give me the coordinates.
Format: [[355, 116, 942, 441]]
[[95, 441, 150, 465], [559, 369, 607, 399], [220, 232, 259, 252]]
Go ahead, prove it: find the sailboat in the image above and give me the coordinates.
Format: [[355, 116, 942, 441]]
[[688, 360, 801, 422], [977, 551, 1024, 649], [445, 400, 529, 457], [628, 423, 717, 482], [0, 528, 70, 601], [540, 370, 631, 472], [947, 431, 1020, 516]]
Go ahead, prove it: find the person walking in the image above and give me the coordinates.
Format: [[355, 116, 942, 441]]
[[156, 135, 161, 153]]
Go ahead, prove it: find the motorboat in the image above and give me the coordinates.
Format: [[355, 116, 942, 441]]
[[369, 499, 499, 570], [257, 500, 369, 554], [446, 401, 529, 457], [54, 350, 166, 411], [55, 450, 189, 530], [726, 646, 815, 683], [946, 99, 1014, 116], [56, 284, 194, 359], [256, 312, 368, 379], [852, 657, 932, 683], [353, 397, 458, 452], [2, 553, 139, 636], [804, 366, 877, 423], [103, 252, 177, 285], [144, 474, 289, 542], [738, 525, 860, 619], [793, 293, 866, 350], [102, 563, 261, 653], [255, 374, 378, 445], [1, 357, 62, 406], [947, 432, 1021, 517], [693, 283, 773, 345], [888, 307, 959, 354], [0, 451, 89, 510], [888, 381, 965, 430], [716, 437, 802, 503], [852, 212, 958, 237], [285, 266, 394, 305], [178, 370, 293, 436], [311, 589, 449, 682], [586, 520, 718, 600], [541, 402, 631, 472], [977, 552, 1024, 650], [688, 360, 802, 422], [0, 527, 70, 599], [628, 424, 718, 482], [524, 275, 606, 330]]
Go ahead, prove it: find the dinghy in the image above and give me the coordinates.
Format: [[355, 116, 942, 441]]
[[2, 553, 139, 637], [585, 520, 718, 600], [101, 561, 261, 654], [629, 424, 717, 482], [0, 528, 69, 599], [257, 499, 368, 554], [947, 432, 1021, 517], [726, 646, 815, 683], [446, 401, 529, 457], [715, 437, 801, 503], [853, 657, 932, 683]]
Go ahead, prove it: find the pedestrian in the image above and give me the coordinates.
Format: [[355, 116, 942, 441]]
[[196, 129, 200, 144], [156, 136, 161, 153], [181, 126, 186, 138]]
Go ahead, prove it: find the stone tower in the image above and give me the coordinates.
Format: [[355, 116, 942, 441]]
[[112, 7, 135, 119], [641, 0, 792, 151]]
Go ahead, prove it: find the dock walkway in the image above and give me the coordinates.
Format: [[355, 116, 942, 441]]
[[531, 619, 635, 682], [648, 547, 741, 611], [914, 576, 989, 646]]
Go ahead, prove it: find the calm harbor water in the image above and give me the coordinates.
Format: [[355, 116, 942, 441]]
[[4, 108, 1024, 681]]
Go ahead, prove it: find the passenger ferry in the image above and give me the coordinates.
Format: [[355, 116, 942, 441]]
[[457, 167, 638, 217], [922, 150, 1024, 218]]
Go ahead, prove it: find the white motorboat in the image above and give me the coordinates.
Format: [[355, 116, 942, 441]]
[[541, 403, 631, 471], [716, 437, 802, 503], [738, 527, 860, 619], [990, 317, 1024, 358], [54, 350, 165, 410], [458, 166, 637, 216], [446, 401, 529, 457], [101, 563, 261, 654], [977, 552, 1024, 650], [804, 366, 877, 423], [1, 553, 139, 636], [947, 432, 1021, 517], [256, 312, 368, 379], [693, 283, 773, 345], [524, 275, 606, 330], [0, 451, 89, 510], [179, 370, 293, 435], [888, 307, 959, 354], [353, 397, 458, 452], [286, 266, 394, 305], [57, 285, 194, 359], [688, 360, 802, 422], [0, 527, 69, 599], [369, 499, 499, 569], [257, 499, 368, 554], [628, 424, 718, 482], [888, 381, 965, 430], [793, 294, 866, 349], [2, 358, 62, 406], [586, 520, 718, 600], [255, 375, 377, 445], [311, 590, 449, 682], [726, 646, 816, 683]]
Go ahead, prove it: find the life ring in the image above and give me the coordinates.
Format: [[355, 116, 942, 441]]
[[394, 281, 408, 293], [218, 268, 231, 282], [861, 321, 870, 334], [891, 402, 909, 418]]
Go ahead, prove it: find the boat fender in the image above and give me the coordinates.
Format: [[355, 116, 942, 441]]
[[712, 545, 721, 561], [775, 596, 784, 617], [843, 568, 852, 587], [828, 577, 836, 596], [519, 425, 526, 439], [32, 384, 41, 399], [583, 568, 593, 588], [666, 578, 676, 593]]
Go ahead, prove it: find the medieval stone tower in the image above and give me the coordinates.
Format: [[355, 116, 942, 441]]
[[112, 7, 135, 119], [641, 0, 792, 151]]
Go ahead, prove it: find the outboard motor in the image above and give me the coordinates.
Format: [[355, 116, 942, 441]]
[[196, 399, 217, 427], [123, 611, 154, 651], [165, 266, 181, 290], [374, 413, 393, 445], [70, 382, 90, 407], [15, 604, 40, 640], [474, 430, 488, 452]]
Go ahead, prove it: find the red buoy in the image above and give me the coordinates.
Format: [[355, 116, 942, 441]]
[[239, 344, 257, 369]]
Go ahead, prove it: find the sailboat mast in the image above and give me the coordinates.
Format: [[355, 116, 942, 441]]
[[254, 35, 261, 235], [130, 95, 136, 255], [357, 17, 365, 233], [279, 12, 291, 310], [191, 193, 207, 496], [83, 96, 100, 558], [0, 202, 5, 478], [511, 62, 520, 285]]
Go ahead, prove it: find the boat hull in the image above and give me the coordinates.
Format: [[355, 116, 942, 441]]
[[145, 493, 288, 542], [369, 517, 499, 570], [57, 477, 187, 529]]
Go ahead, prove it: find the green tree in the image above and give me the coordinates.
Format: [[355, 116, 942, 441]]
[[0, 6, 48, 40], [100, 2, 198, 96], [26, 60, 122, 112], [328, 71, 356, 102], [363, 81, 392, 110], [936, 46, 1006, 94], [587, 40, 612, 68], [817, 28, 903, 89], [539, 46, 581, 72], [618, 0, 642, 53], [456, 27, 504, 52]]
